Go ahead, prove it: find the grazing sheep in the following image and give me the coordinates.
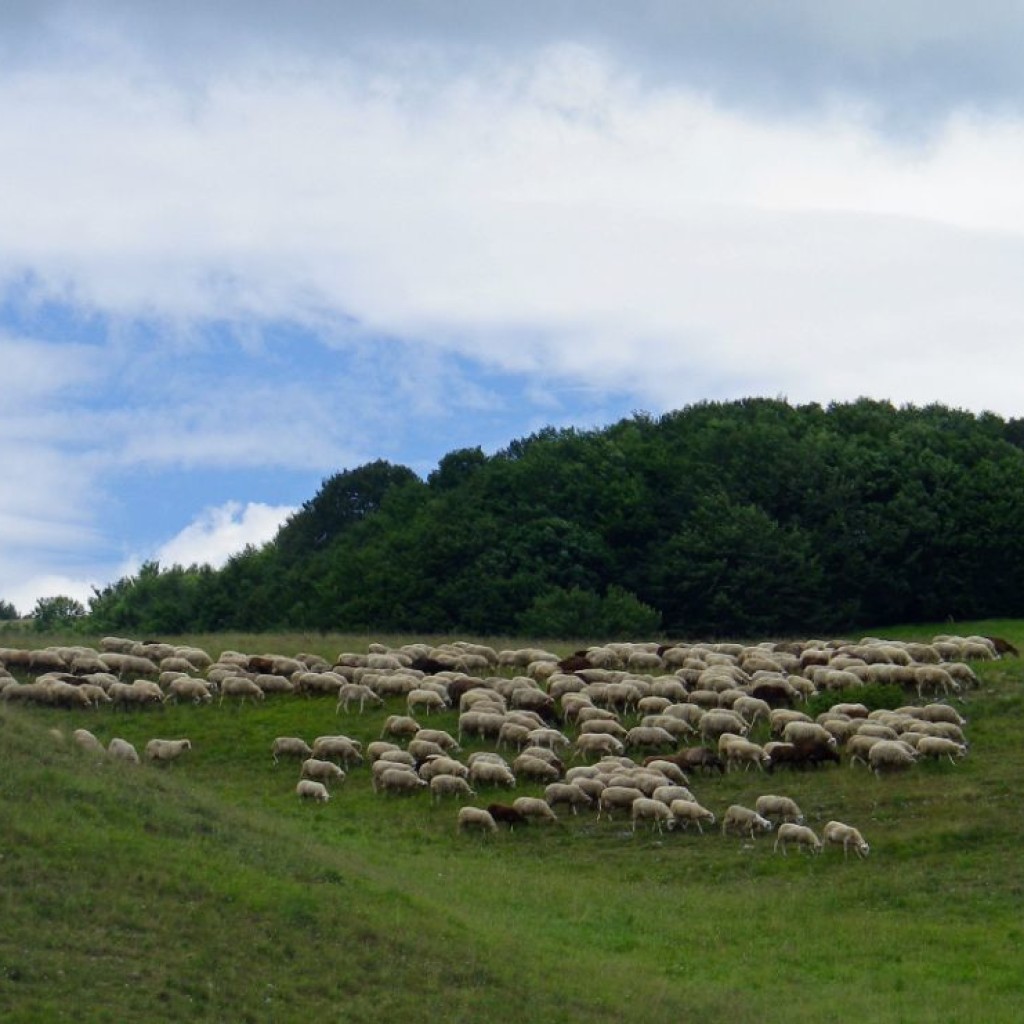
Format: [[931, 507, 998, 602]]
[[868, 739, 918, 776], [377, 767, 429, 795], [486, 803, 528, 830], [301, 758, 347, 786], [468, 760, 516, 789], [722, 737, 772, 773], [642, 759, 690, 786], [335, 683, 385, 713], [218, 677, 266, 706], [512, 796, 559, 824], [754, 794, 804, 825], [311, 735, 364, 767], [651, 785, 697, 807], [574, 732, 626, 759], [296, 779, 331, 803], [418, 756, 469, 781], [624, 725, 677, 752], [271, 736, 313, 764], [166, 677, 213, 705], [107, 737, 140, 764], [667, 799, 716, 834], [430, 774, 476, 802], [543, 782, 594, 815], [144, 738, 192, 764], [512, 754, 562, 783], [407, 688, 449, 715], [773, 823, 823, 855], [721, 804, 774, 839], [916, 736, 968, 765], [380, 715, 422, 740], [822, 820, 870, 859], [457, 806, 498, 834], [631, 797, 676, 834], [72, 728, 106, 755], [597, 785, 645, 821]]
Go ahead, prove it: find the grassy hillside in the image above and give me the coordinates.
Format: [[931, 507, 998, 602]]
[[2, 626, 1023, 1022]]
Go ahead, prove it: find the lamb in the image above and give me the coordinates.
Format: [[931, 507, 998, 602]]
[[667, 799, 716, 834], [631, 797, 676, 834], [511, 796, 560, 824], [301, 758, 347, 786], [271, 736, 313, 764], [721, 804, 774, 839], [429, 774, 476, 802], [543, 782, 594, 815], [296, 779, 331, 803], [754, 794, 804, 825], [773, 823, 823, 855], [915, 735, 968, 765], [457, 806, 498, 834], [144, 738, 192, 764], [822, 820, 870, 858], [107, 737, 140, 764]]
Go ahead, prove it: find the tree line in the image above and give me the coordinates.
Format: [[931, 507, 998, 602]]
[[81, 397, 1024, 639]]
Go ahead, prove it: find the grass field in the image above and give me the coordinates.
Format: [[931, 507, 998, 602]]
[[2, 624, 1023, 1022]]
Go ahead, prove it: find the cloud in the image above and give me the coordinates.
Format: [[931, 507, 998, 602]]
[[152, 501, 296, 569]]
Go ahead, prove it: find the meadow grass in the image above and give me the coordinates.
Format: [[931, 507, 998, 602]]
[[2, 626, 1023, 1022]]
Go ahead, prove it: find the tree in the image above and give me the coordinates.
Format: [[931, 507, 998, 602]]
[[0, 599, 18, 620], [32, 595, 87, 632]]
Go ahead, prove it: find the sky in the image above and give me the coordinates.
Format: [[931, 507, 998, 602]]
[[4, 1, 1024, 614]]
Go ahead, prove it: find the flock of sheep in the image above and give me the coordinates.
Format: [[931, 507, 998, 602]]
[[0, 631, 994, 856]]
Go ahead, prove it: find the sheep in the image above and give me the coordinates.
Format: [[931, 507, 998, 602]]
[[418, 756, 469, 781], [699, 709, 749, 743], [543, 782, 594, 816], [642, 759, 690, 786], [667, 799, 716, 834], [457, 806, 498, 834], [773, 823, 823, 855], [578, 718, 629, 739], [782, 721, 837, 748], [166, 677, 213, 705], [335, 683, 385, 713], [430, 774, 476, 802], [722, 737, 772, 773], [107, 737, 140, 764], [597, 785, 645, 821], [822, 820, 870, 859], [625, 726, 677, 752], [377, 767, 429, 795], [754, 794, 804, 825], [915, 735, 968, 765], [868, 739, 918, 776], [144, 738, 192, 764], [218, 676, 266, 706], [486, 803, 528, 830], [301, 758, 347, 786], [407, 688, 449, 715], [72, 728, 106, 755], [468, 760, 516, 789], [512, 796, 559, 824], [574, 732, 626, 759], [271, 736, 313, 764], [651, 785, 697, 807], [296, 779, 331, 803], [380, 715, 422, 740], [721, 804, 774, 839], [312, 735, 364, 767], [631, 797, 676, 834], [458, 710, 505, 742]]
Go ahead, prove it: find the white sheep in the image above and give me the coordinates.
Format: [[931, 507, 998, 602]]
[[512, 796, 560, 824], [377, 767, 429, 795], [721, 804, 774, 839], [667, 799, 716, 834], [271, 736, 313, 764], [407, 688, 449, 715], [296, 779, 330, 803], [631, 797, 676, 834], [301, 758, 347, 786], [107, 737, 140, 764], [166, 677, 213, 705], [218, 676, 266, 706], [418, 756, 469, 781], [773, 823, 823, 855], [311, 735, 364, 767], [754, 794, 804, 825], [429, 774, 476, 802], [543, 782, 594, 815], [868, 739, 918, 776], [596, 785, 645, 821], [467, 760, 516, 788], [915, 735, 968, 765], [335, 683, 385, 713], [144, 738, 192, 764], [457, 806, 497, 834], [72, 728, 106, 756], [822, 820, 870, 858]]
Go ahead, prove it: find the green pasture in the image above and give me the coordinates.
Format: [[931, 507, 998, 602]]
[[1, 625, 1023, 1022]]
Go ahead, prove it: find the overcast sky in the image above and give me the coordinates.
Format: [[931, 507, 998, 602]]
[[4, 2, 1024, 614]]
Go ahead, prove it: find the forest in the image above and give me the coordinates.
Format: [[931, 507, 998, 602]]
[[84, 397, 1024, 639]]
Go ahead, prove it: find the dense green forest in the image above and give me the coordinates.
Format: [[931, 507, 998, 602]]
[[85, 397, 1024, 638]]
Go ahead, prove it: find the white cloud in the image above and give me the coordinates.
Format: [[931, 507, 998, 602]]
[[152, 501, 296, 569]]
